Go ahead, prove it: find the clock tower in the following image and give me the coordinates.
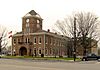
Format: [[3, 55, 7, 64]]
[[22, 10, 43, 33]]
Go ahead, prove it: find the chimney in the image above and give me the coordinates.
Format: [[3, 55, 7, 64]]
[[55, 32, 57, 35], [61, 35, 63, 37], [47, 29, 50, 32]]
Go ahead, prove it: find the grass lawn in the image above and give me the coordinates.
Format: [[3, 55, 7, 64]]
[[1, 56, 33, 59], [33, 57, 80, 61], [1, 55, 80, 61]]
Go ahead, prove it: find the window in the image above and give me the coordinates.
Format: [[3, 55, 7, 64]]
[[25, 38, 29, 43], [50, 48, 52, 54], [56, 40, 58, 46], [39, 49, 41, 54], [34, 37, 36, 44], [50, 38, 52, 45], [28, 38, 30, 43], [26, 38, 27, 43], [45, 49, 48, 55], [26, 21, 30, 33], [58, 41, 60, 46], [26, 27, 30, 33], [39, 37, 42, 44], [57, 40, 59, 46], [60, 41, 61, 46], [18, 38, 21, 44], [37, 24, 40, 28], [34, 48, 36, 56], [18, 38, 20, 42], [26, 18, 29, 22], [53, 39, 55, 45], [53, 49, 55, 55], [37, 20, 39, 23], [26, 23, 29, 27], [45, 37, 48, 44], [13, 39, 16, 44]]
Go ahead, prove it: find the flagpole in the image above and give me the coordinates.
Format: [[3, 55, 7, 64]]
[[8, 31, 13, 56]]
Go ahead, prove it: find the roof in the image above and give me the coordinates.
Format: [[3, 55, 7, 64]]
[[13, 30, 70, 40], [23, 10, 42, 19]]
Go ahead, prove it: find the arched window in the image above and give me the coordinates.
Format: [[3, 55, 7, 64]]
[[39, 37, 42, 44], [37, 20, 40, 23], [39, 49, 41, 54], [34, 37, 37, 44]]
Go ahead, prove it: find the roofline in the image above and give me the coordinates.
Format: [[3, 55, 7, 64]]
[[13, 32, 68, 39]]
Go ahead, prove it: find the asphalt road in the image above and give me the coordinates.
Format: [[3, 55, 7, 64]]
[[0, 58, 100, 70]]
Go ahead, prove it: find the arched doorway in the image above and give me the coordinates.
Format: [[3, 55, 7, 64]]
[[19, 47, 27, 56]]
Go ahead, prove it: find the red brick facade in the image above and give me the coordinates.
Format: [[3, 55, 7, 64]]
[[12, 10, 68, 56]]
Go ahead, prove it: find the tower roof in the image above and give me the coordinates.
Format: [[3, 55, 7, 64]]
[[23, 10, 42, 19], [29, 10, 37, 15]]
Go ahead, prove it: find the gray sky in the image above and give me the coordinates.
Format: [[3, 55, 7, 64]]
[[0, 0, 100, 34]]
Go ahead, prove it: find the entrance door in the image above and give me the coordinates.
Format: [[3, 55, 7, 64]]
[[34, 49, 37, 57], [19, 47, 27, 56]]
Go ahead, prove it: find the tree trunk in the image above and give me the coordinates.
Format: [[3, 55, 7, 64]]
[[83, 47, 86, 56]]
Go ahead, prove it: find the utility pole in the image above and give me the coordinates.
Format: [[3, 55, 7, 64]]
[[73, 17, 76, 61]]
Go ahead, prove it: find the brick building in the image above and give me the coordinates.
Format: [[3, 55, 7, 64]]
[[12, 10, 69, 56]]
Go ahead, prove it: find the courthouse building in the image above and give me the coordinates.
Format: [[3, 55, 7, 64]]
[[12, 10, 69, 56]]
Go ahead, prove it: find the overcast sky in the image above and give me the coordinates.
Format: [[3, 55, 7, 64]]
[[0, 0, 100, 34]]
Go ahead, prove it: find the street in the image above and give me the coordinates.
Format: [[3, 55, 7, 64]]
[[0, 58, 100, 70]]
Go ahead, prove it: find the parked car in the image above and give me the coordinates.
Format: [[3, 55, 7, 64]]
[[81, 53, 100, 61]]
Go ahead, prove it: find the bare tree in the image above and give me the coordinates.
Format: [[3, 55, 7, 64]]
[[53, 11, 100, 56], [52, 20, 74, 57], [0, 25, 8, 55], [75, 12, 99, 56]]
